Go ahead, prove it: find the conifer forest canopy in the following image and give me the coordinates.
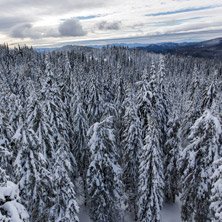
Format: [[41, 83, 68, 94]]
[[0, 45, 222, 221]]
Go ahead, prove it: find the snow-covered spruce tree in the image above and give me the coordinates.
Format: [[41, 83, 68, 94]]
[[41, 55, 79, 221], [70, 84, 89, 205], [12, 105, 54, 222], [49, 136, 79, 222], [25, 83, 54, 160], [41, 52, 74, 164], [87, 117, 123, 222], [0, 109, 12, 176], [122, 86, 143, 220], [56, 52, 72, 105], [210, 158, 222, 221], [0, 166, 29, 222], [0, 145, 28, 221], [180, 109, 221, 221], [23, 74, 79, 222], [137, 115, 164, 222], [180, 64, 202, 146], [137, 67, 153, 140], [157, 57, 169, 149], [164, 114, 180, 203], [201, 82, 217, 111], [87, 77, 105, 125], [137, 62, 164, 141], [71, 84, 89, 168], [114, 77, 126, 143]]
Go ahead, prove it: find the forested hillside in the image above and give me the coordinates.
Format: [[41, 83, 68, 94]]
[[0, 44, 222, 222]]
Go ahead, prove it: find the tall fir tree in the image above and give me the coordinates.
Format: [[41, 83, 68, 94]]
[[122, 86, 143, 220], [87, 117, 124, 222], [180, 109, 221, 221], [137, 116, 164, 222], [164, 114, 180, 203], [210, 158, 222, 221], [0, 165, 29, 222], [70, 84, 89, 205]]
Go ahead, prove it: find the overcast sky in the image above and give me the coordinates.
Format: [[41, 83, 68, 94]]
[[0, 0, 221, 47]]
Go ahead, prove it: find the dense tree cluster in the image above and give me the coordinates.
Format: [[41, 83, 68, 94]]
[[0, 44, 221, 221]]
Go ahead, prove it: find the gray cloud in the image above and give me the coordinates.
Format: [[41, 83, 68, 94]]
[[0, 0, 109, 33], [59, 19, 87, 37], [97, 21, 121, 30], [9, 19, 87, 39], [0, 0, 108, 15], [10, 23, 41, 39], [10, 23, 59, 39], [0, 16, 32, 30]]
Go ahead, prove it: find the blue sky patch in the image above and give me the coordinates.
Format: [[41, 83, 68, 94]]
[[76, 15, 98, 20], [153, 17, 207, 27], [146, 6, 220, 16]]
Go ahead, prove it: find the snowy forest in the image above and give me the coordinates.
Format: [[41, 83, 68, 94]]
[[0, 44, 222, 222]]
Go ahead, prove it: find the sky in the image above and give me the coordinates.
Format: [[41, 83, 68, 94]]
[[0, 0, 221, 47]]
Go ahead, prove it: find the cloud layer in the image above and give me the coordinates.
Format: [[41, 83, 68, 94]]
[[97, 21, 121, 30], [59, 19, 87, 37], [9, 19, 87, 40], [0, 0, 221, 46]]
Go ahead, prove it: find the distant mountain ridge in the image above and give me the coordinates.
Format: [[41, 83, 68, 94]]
[[35, 37, 222, 59], [138, 38, 222, 59], [169, 37, 222, 59], [137, 42, 196, 52]]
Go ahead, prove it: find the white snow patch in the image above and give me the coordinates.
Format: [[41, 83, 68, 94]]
[[78, 198, 181, 222], [2, 200, 29, 222], [0, 181, 29, 221], [124, 211, 135, 222], [0, 181, 19, 201], [78, 205, 92, 222], [161, 197, 181, 222]]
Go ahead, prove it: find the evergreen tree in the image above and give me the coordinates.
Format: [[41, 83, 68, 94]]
[[70, 85, 89, 204], [87, 76, 105, 125], [49, 136, 79, 222], [157, 57, 169, 149], [0, 110, 12, 175], [164, 114, 180, 203], [180, 109, 221, 221], [210, 158, 222, 221], [137, 116, 164, 222], [12, 115, 53, 222], [180, 64, 202, 146], [0, 166, 29, 222], [41, 54, 79, 220], [122, 87, 143, 220], [87, 117, 123, 222], [137, 67, 153, 140], [71, 85, 89, 170]]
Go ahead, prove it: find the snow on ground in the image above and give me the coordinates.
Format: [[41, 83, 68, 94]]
[[124, 211, 135, 222], [78, 207, 135, 222], [161, 197, 181, 222], [79, 197, 181, 222], [78, 205, 92, 222]]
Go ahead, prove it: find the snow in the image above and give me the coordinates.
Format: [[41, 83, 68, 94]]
[[2, 200, 29, 222], [78, 206, 92, 222], [78, 199, 181, 222], [78, 206, 135, 222], [0, 181, 29, 221], [12, 125, 22, 141], [124, 212, 135, 222], [161, 197, 181, 222], [0, 181, 19, 201]]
